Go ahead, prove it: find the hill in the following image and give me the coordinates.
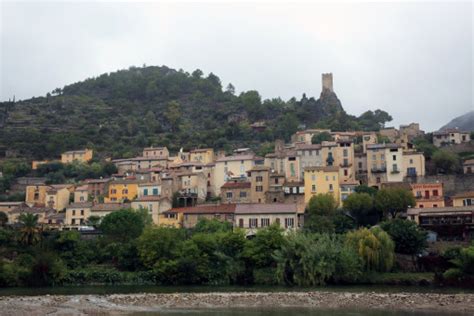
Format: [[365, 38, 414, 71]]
[[0, 65, 392, 159], [439, 111, 474, 132]]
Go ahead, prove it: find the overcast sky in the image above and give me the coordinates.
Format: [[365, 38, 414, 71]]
[[1, 0, 472, 131]]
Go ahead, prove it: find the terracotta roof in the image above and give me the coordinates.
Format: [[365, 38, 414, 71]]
[[67, 202, 93, 208], [452, 191, 474, 199], [170, 204, 236, 214], [235, 203, 298, 214], [91, 203, 131, 211], [134, 196, 167, 202], [75, 185, 89, 191], [295, 144, 322, 150], [10, 206, 55, 214], [304, 166, 339, 172], [216, 154, 255, 162], [408, 206, 474, 215], [221, 181, 251, 189], [190, 148, 213, 153], [367, 143, 401, 150]]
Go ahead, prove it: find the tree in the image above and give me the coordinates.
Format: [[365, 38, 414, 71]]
[[100, 209, 146, 242], [194, 218, 232, 234], [137, 226, 185, 269], [432, 150, 460, 174], [86, 215, 101, 228], [225, 83, 235, 95], [345, 227, 395, 272], [343, 193, 376, 226], [164, 101, 182, 132], [18, 213, 40, 245], [311, 132, 332, 144], [0, 211, 7, 226], [374, 188, 415, 219], [304, 194, 338, 233], [354, 185, 378, 196], [380, 219, 427, 255], [443, 244, 474, 283]]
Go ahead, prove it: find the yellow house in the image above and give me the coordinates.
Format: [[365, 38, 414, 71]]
[[304, 166, 340, 205], [26, 184, 72, 211], [452, 191, 474, 207], [104, 180, 139, 203], [158, 209, 184, 227], [190, 148, 215, 164], [61, 149, 93, 164]]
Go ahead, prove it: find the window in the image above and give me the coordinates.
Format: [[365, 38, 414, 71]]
[[312, 184, 316, 192], [372, 154, 376, 160], [256, 176, 263, 182], [72, 210, 76, 216], [381, 154, 385, 160], [410, 159, 413, 164], [344, 169, 348, 176], [311, 175, 316, 181], [144, 189, 149, 196], [226, 192, 233, 199], [274, 178, 279, 184], [261, 218, 270, 227], [152, 188, 159, 195], [80, 209, 84, 216], [256, 186, 263, 192], [285, 218, 294, 228], [111, 189, 117, 194], [122, 189, 128, 194], [343, 158, 348, 166], [343, 149, 348, 157], [393, 155, 397, 161], [392, 164, 398, 172], [463, 199, 472, 206], [249, 218, 258, 228], [358, 162, 362, 168], [80, 196, 84, 202], [239, 219, 244, 228], [433, 204, 438, 208], [329, 184, 333, 191], [240, 191, 247, 198], [433, 190, 439, 197], [325, 176, 329, 181]]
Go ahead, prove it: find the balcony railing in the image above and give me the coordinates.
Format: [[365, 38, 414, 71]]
[[339, 163, 352, 168], [371, 167, 386, 173], [390, 169, 400, 174]]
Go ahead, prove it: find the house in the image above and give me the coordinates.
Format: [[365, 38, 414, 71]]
[[295, 143, 324, 177], [463, 159, 474, 174], [90, 202, 131, 219], [104, 180, 139, 203], [452, 191, 474, 207], [361, 133, 377, 153], [74, 185, 89, 203], [8, 205, 57, 225], [159, 209, 184, 228], [167, 204, 236, 229], [340, 179, 359, 203], [176, 171, 208, 205], [65, 202, 93, 226], [407, 206, 474, 241], [234, 203, 298, 235], [25, 184, 72, 211], [0, 202, 26, 220], [84, 178, 111, 198], [354, 153, 368, 183], [304, 166, 340, 205], [283, 181, 305, 211], [433, 128, 471, 147], [131, 196, 172, 225], [189, 148, 215, 164], [366, 143, 403, 187], [214, 154, 256, 196], [291, 129, 331, 144], [403, 151, 425, 178], [264, 149, 301, 183], [220, 180, 251, 204], [142, 146, 169, 159], [61, 149, 93, 164], [248, 166, 271, 203], [410, 183, 445, 208]]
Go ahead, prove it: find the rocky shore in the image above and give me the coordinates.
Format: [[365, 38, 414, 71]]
[[1, 291, 474, 315]]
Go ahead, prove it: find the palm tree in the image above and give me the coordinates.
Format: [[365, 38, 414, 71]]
[[18, 213, 40, 245]]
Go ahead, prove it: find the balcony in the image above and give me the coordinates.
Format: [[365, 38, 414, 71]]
[[371, 167, 386, 173], [390, 169, 400, 174], [339, 163, 352, 168]]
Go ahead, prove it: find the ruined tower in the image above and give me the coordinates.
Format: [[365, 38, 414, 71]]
[[322, 73, 333, 92]]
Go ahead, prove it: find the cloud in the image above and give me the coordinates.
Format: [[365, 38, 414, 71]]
[[1, 1, 472, 131]]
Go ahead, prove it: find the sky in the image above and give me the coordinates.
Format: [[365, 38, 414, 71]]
[[1, 0, 473, 132]]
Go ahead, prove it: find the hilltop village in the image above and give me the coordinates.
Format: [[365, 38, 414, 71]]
[[1, 114, 473, 241]]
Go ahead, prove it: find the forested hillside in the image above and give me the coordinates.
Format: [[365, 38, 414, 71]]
[[0, 65, 392, 159]]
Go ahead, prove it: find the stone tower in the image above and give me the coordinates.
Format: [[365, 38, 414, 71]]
[[322, 73, 333, 92]]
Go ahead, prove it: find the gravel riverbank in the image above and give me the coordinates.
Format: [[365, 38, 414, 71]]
[[1, 291, 473, 315]]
